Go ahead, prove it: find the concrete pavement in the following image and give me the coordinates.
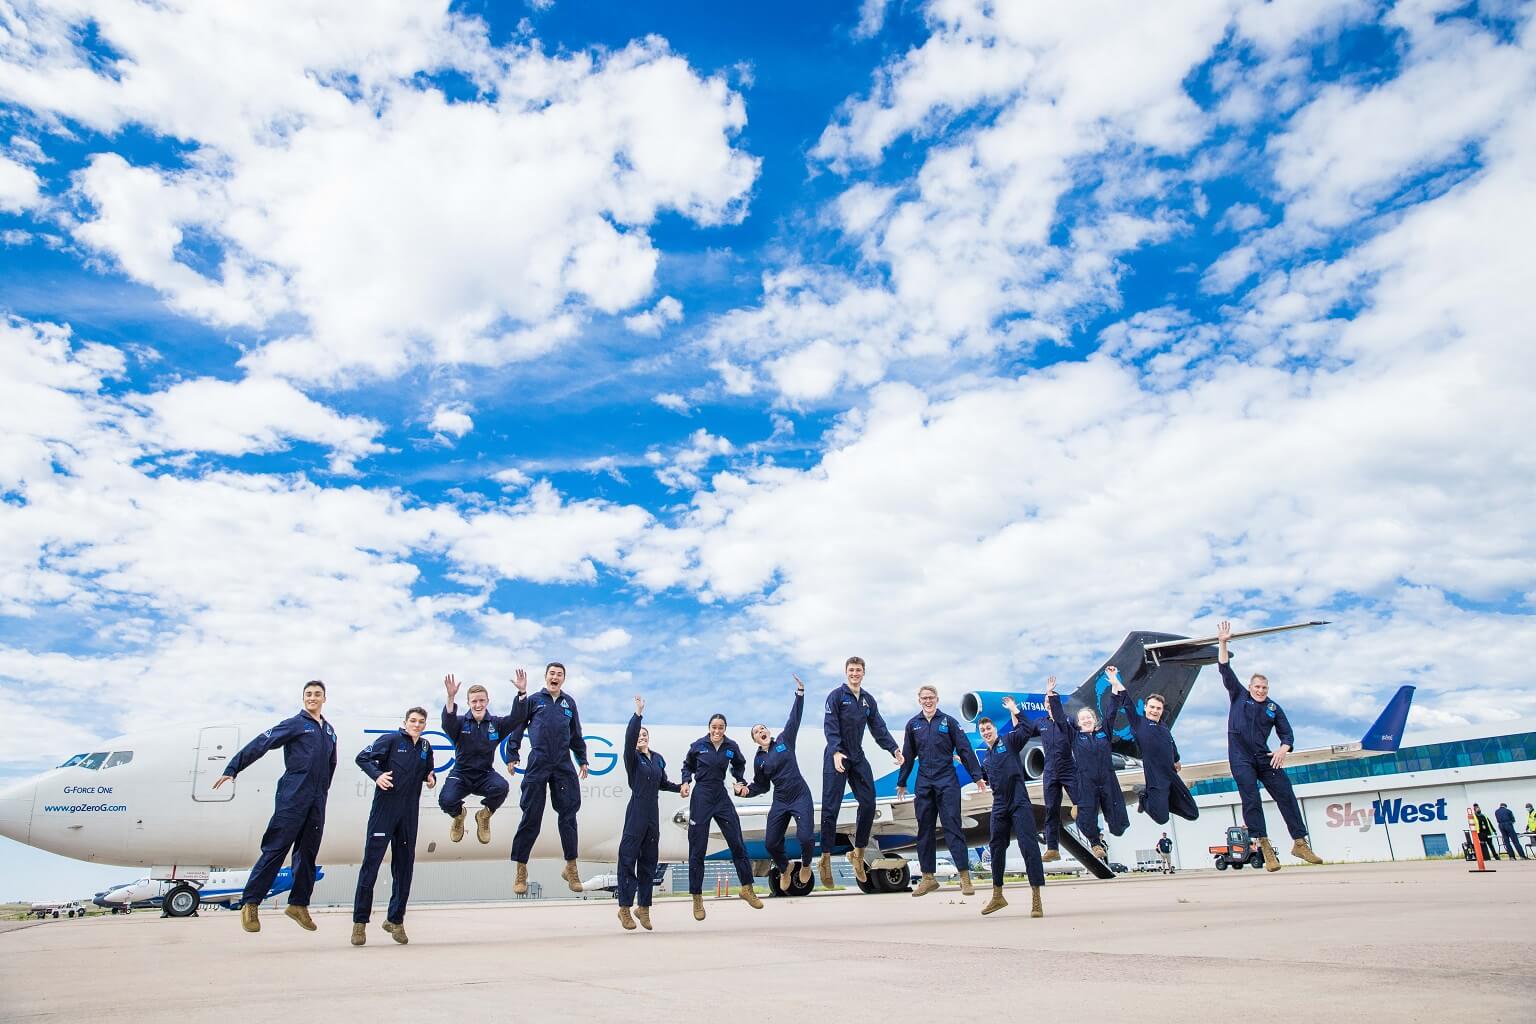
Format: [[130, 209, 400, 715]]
[[1, 861, 1531, 1022]]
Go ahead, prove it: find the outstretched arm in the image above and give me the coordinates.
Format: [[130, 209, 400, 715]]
[[896, 723, 916, 794], [623, 707, 642, 779], [781, 678, 806, 748], [217, 718, 300, 785]]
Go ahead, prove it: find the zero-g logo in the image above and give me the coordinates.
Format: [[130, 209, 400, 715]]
[[1325, 797, 1448, 832], [362, 729, 619, 776]]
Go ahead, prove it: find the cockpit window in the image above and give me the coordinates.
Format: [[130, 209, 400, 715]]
[[102, 751, 134, 770], [78, 752, 109, 770], [59, 754, 87, 768]]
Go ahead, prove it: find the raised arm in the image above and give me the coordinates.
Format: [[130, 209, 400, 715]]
[[1045, 692, 1073, 737], [1216, 620, 1243, 700], [623, 710, 642, 780], [781, 685, 806, 748]]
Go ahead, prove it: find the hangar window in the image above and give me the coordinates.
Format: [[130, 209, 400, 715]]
[[1421, 834, 1449, 857], [102, 751, 134, 770]]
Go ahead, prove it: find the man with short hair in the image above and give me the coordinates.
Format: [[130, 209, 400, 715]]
[[819, 657, 904, 888], [1217, 620, 1322, 871], [439, 673, 521, 844], [1108, 665, 1199, 827], [897, 684, 986, 897], [1472, 803, 1500, 860], [1156, 833, 1174, 874], [214, 680, 337, 934], [352, 707, 437, 946], [976, 707, 1044, 918], [1493, 803, 1526, 860], [506, 662, 589, 895]]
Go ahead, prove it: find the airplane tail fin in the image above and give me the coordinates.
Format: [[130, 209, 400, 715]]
[[1361, 685, 1414, 752]]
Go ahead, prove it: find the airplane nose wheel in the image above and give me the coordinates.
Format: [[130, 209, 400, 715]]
[[162, 884, 201, 918]]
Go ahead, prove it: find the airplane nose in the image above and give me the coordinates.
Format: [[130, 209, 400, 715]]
[[0, 778, 36, 845]]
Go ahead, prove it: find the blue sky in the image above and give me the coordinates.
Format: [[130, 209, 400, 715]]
[[2, 0, 1534, 896]]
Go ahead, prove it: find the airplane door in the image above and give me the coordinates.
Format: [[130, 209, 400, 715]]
[[193, 726, 239, 802]]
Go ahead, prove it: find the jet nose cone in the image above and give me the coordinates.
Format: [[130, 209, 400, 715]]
[[0, 778, 36, 845]]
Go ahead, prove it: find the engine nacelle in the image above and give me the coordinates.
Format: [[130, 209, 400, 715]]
[[959, 690, 1048, 725]]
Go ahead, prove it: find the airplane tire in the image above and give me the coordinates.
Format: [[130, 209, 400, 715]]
[[164, 884, 200, 918], [868, 864, 911, 893], [785, 869, 815, 897], [766, 868, 785, 898], [855, 875, 879, 894]]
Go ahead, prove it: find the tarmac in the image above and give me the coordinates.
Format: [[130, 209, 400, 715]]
[[1, 861, 1532, 1023]]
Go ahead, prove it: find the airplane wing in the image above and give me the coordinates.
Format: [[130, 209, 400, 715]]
[[1108, 684, 1415, 794]]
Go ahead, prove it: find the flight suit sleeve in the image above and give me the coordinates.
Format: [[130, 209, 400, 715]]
[[355, 734, 391, 780], [1273, 703, 1295, 749], [504, 693, 531, 730], [1112, 688, 1143, 739], [1171, 733, 1182, 764], [657, 755, 682, 794], [866, 694, 899, 754], [781, 692, 804, 748], [1218, 662, 1244, 702], [681, 745, 698, 786], [1004, 718, 1037, 752], [568, 699, 589, 767], [823, 692, 843, 758], [728, 741, 748, 786], [897, 722, 916, 789], [1045, 694, 1072, 737], [328, 730, 337, 784], [746, 754, 771, 798], [506, 698, 530, 764], [623, 714, 641, 779], [952, 719, 984, 780], [441, 706, 462, 742], [224, 718, 299, 777]]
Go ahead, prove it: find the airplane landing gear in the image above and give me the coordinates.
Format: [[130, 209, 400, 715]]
[[162, 883, 201, 918]]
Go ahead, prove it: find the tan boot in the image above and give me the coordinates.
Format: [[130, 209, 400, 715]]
[[617, 906, 637, 931], [634, 906, 652, 930], [562, 860, 583, 892], [739, 883, 764, 909], [848, 848, 868, 883], [692, 894, 706, 921], [240, 903, 260, 933], [1258, 837, 1281, 872], [382, 920, 408, 944], [449, 808, 466, 843], [981, 886, 1008, 915], [1030, 886, 1043, 918], [818, 853, 834, 889], [1091, 844, 1107, 860], [475, 807, 493, 844], [513, 861, 529, 895], [1041, 848, 1061, 863], [797, 862, 813, 887], [284, 904, 317, 931], [1292, 837, 1323, 865], [912, 873, 939, 897], [350, 922, 365, 946], [958, 870, 975, 896]]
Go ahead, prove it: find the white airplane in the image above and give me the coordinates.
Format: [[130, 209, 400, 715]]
[[0, 624, 1408, 899], [93, 865, 316, 915]]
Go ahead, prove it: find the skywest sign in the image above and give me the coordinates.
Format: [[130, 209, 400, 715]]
[[1325, 797, 1449, 832]]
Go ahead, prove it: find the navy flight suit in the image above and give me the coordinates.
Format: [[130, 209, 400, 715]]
[[353, 728, 435, 925], [745, 692, 816, 875], [681, 734, 755, 894], [821, 683, 900, 854], [224, 710, 337, 910], [979, 720, 1045, 890], [438, 700, 520, 822], [1112, 688, 1199, 826], [897, 708, 984, 876], [617, 713, 682, 908], [1047, 692, 1128, 846], [1219, 662, 1308, 842], [1037, 709, 1075, 852], [506, 687, 589, 863]]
